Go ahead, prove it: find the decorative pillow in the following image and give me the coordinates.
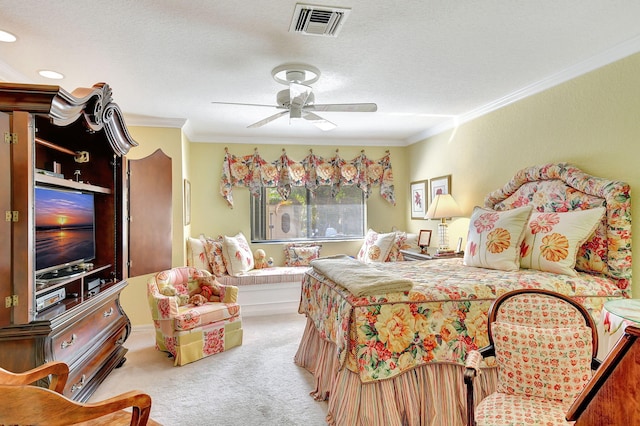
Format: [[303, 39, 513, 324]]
[[221, 232, 255, 276], [520, 207, 605, 277], [463, 206, 532, 271], [357, 229, 396, 263], [492, 322, 592, 402], [284, 243, 322, 266], [186, 237, 212, 273], [386, 231, 408, 262], [200, 235, 227, 276]]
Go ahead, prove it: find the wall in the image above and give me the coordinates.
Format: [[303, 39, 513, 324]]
[[408, 52, 640, 295]]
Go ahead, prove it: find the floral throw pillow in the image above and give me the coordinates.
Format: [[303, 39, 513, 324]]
[[186, 237, 212, 273], [386, 231, 408, 262], [357, 229, 396, 263], [520, 207, 605, 277], [463, 206, 532, 271], [284, 243, 322, 266], [492, 322, 592, 402], [200, 235, 227, 276], [221, 232, 255, 276]]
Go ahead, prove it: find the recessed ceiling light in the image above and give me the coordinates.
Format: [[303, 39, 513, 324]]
[[0, 30, 17, 43], [38, 70, 64, 80]]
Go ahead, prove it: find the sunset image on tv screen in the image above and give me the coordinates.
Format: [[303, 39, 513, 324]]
[[35, 187, 95, 272]]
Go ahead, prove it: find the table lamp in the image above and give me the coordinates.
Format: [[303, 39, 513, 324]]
[[425, 193, 462, 254]]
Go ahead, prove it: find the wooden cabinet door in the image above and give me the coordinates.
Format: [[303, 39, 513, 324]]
[[128, 149, 172, 277], [0, 112, 11, 327], [9, 112, 35, 325]]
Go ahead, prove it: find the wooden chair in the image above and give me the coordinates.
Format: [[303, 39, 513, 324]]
[[464, 289, 600, 426], [0, 361, 156, 425]]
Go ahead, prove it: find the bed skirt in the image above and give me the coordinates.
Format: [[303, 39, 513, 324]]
[[294, 317, 498, 426]]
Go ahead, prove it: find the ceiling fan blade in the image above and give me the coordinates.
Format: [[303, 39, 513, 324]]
[[307, 103, 378, 112], [247, 110, 288, 128], [303, 111, 336, 131], [211, 101, 282, 109]]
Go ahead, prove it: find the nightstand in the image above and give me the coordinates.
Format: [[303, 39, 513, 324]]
[[399, 249, 463, 261]]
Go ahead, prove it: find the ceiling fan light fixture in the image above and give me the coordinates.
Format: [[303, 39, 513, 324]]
[[272, 63, 320, 85]]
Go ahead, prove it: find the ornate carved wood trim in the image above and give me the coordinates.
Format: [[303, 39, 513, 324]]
[[0, 82, 137, 156]]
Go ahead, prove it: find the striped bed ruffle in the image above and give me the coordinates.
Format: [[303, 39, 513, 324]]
[[294, 317, 499, 425]]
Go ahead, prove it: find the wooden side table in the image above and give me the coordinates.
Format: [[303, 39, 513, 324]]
[[598, 298, 640, 359]]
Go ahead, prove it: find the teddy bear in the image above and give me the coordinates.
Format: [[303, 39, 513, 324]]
[[254, 248, 269, 269], [188, 293, 208, 306], [160, 283, 190, 306], [188, 275, 222, 305]]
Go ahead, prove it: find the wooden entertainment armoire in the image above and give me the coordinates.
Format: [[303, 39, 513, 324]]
[[0, 82, 137, 401]]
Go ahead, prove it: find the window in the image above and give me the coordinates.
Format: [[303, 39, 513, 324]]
[[251, 185, 366, 242]]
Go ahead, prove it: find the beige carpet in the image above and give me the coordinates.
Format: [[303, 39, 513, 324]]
[[90, 313, 327, 426]]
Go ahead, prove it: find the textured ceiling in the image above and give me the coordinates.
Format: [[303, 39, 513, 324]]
[[1, 0, 639, 146]]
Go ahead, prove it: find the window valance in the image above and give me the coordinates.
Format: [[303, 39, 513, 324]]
[[220, 148, 395, 208]]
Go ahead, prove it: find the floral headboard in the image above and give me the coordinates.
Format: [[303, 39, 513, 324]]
[[484, 163, 632, 293]]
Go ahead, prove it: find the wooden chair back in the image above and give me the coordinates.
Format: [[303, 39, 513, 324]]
[[0, 361, 155, 426]]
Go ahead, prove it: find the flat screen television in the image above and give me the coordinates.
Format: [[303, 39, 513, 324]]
[[35, 186, 96, 277]]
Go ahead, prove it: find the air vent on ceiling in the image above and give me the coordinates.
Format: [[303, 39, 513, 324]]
[[289, 4, 351, 37]]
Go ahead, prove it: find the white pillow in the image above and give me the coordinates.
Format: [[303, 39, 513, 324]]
[[520, 207, 605, 276], [221, 232, 255, 276], [186, 237, 212, 272], [357, 229, 396, 263], [463, 206, 532, 272]]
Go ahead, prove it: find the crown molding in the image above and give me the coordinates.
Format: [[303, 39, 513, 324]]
[[123, 114, 186, 129]]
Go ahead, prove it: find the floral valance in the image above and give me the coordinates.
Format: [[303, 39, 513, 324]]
[[220, 148, 395, 208]]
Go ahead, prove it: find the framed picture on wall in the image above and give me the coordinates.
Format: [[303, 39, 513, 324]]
[[430, 175, 451, 201], [410, 180, 428, 219]]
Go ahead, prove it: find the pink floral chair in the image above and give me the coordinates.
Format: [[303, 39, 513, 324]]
[[464, 289, 600, 426], [147, 267, 243, 366]]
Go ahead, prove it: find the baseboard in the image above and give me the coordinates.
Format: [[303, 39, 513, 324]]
[[236, 281, 301, 317]]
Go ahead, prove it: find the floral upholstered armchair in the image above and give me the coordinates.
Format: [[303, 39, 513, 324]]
[[147, 267, 243, 366], [464, 289, 600, 426]]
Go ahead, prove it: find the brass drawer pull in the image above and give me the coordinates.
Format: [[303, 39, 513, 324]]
[[103, 307, 114, 317], [61, 334, 76, 349], [71, 374, 85, 393]]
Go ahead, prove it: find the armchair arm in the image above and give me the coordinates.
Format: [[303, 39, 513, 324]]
[[147, 279, 180, 320], [0, 361, 69, 394], [0, 385, 151, 426], [464, 347, 494, 426], [220, 284, 239, 303]]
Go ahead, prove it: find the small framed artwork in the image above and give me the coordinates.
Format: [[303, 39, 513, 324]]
[[430, 175, 451, 201], [184, 179, 191, 225], [418, 229, 432, 249], [410, 180, 428, 219]]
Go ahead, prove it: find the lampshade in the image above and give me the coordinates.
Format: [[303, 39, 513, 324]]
[[425, 193, 462, 253], [425, 194, 462, 220]]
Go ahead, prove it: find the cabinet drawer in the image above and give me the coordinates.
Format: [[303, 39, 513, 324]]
[[64, 322, 128, 400], [51, 298, 124, 365]]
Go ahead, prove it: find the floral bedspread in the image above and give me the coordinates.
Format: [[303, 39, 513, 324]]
[[298, 258, 626, 383]]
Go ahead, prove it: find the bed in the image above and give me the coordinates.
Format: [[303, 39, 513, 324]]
[[294, 162, 632, 426]]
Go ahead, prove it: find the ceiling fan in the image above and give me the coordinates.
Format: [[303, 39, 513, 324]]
[[211, 64, 377, 131]]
